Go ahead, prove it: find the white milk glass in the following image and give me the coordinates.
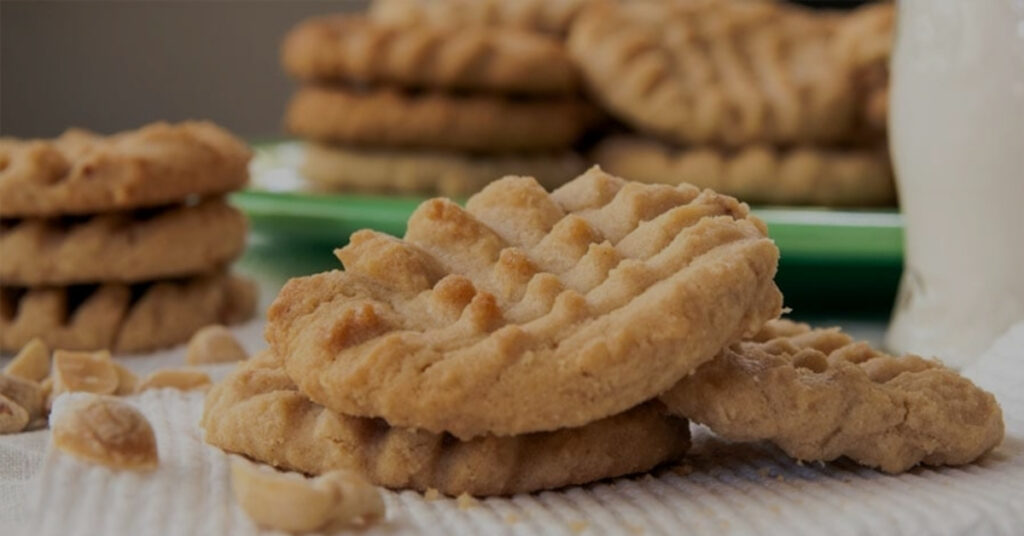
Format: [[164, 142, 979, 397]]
[[887, 0, 1024, 367]]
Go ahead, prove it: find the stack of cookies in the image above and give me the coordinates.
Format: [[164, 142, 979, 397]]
[[280, 13, 592, 197], [202, 167, 1003, 496], [572, 0, 897, 207], [0, 121, 258, 354]]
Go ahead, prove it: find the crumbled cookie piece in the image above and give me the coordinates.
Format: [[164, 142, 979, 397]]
[[0, 393, 30, 434], [186, 325, 248, 365], [137, 368, 212, 393], [113, 363, 139, 396], [4, 338, 50, 382], [662, 319, 1005, 473], [230, 458, 385, 532], [52, 350, 119, 397], [569, 520, 589, 533], [423, 488, 441, 501], [0, 373, 44, 421], [52, 395, 158, 471]]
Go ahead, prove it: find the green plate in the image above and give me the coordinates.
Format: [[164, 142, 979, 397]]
[[235, 142, 905, 314]]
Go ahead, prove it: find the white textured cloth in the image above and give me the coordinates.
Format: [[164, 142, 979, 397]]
[[3, 322, 1024, 535]]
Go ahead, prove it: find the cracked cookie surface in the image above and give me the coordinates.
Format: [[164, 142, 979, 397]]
[[203, 351, 691, 497], [268, 167, 781, 439], [660, 319, 1004, 473]]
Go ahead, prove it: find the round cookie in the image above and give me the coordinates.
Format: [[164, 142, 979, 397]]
[[567, 1, 856, 147], [0, 121, 251, 217], [591, 136, 894, 207], [0, 272, 257, 353], [660, 320, 1004, 473], [282, 15, 576, 95], [202, 351, 691, 497], [0, 198, 247, 285], [302, 144, 586, 197], [285, 86, 593, 153], [268, 168, 782, 439], [369, 0, 592, 36]]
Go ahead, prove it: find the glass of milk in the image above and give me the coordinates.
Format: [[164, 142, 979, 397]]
[[886, 0, 1024, 367]]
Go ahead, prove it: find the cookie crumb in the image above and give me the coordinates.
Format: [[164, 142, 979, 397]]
[[504, 513, 520, 524], [456, 493, 479, 510], [627, 523, 645, 534], [569, 520, 589, 533], [423, 488, 441, 501]]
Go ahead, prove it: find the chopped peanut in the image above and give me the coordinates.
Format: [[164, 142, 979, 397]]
[[186, 325, 248, 365], [52, 395, 158, 471], [136, 368, 212, 393], [4, 338, 50, 382]]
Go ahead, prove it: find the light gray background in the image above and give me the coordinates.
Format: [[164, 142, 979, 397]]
[[0, 0, 365, 138]]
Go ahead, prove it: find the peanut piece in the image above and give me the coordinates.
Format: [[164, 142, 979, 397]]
[[52, 350, 118, 396], [113, 363, 139, 396], [0, 393, 30, 434], [186, 325, 248, 365], [0, 373, 43, 421], [4, 338, 50, 382], [136, 368, 211, 393], [40, 377, 54, 412], [52, 395, 158, 471], [231, 459, 385, 532]]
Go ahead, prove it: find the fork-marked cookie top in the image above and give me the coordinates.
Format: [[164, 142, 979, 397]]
[[268, 167, 782, 439]]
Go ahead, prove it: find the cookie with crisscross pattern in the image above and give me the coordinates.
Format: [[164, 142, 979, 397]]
[[269, 167, 781, 439]]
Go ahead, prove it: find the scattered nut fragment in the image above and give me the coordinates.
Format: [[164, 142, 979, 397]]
[[456, 493, 479, 510], [423, 488, 441, 501], [52, 395, 158, 471], [0, 393, 30, 434], [40, 377, 54, 412], [136, 368, 212, 393], [231, 458, 385, 532], [4, 338, 50, 382], [0, 373, 43, 421], [113, 363, 139, 396], [52, 350, 119, 396], [186, 325, 248, 365]]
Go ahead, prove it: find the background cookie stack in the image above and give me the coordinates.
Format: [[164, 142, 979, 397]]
[[280, 13, 592, 197], [0, 121, 257, 354], [572, 0, 896, 207]]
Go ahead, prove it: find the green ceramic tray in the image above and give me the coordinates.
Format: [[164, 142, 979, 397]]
[[234, 142, 905, 314]]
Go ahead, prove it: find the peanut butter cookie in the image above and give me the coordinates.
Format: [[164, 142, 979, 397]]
[[0, 198, 247, 285], [269, 167, 781, 439], [0, 121, 250, 217], [0, 272, 256, 353], [285, 87, 592, 153], [282, 15, 576, 95], [591, 136, 894, 207], [203, 351, 691, 496], [661, 320, 1004, 473]]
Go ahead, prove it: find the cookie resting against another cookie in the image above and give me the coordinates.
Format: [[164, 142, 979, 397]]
[[0, 121, 250, 217], [661, 319, 1004, 473], [267, 166, 782, 439], [202, 351, 691, 497], [282, 15, 576, 95]]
